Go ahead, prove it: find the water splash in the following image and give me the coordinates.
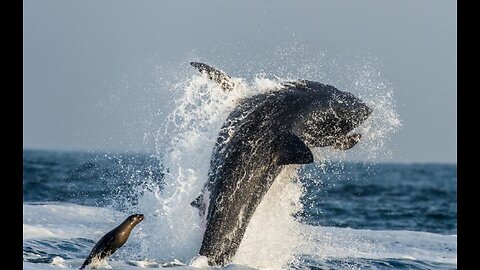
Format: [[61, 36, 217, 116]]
[[118, 50, 401, 268], [132, 74, 260, 263], [234, 166, 304, 269]]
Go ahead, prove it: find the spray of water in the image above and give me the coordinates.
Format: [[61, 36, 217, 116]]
[[130, 74, 257, 263], [234, 166, 304, 269], [115, 49, 400, 268]]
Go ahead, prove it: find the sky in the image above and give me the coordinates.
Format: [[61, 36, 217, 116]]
[[23, 0, 456, 163]]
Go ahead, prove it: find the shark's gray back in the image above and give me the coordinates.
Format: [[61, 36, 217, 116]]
[[199, 87, 316, 265]]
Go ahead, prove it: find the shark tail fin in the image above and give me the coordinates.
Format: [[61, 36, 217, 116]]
[[190, 62, 235, 91]]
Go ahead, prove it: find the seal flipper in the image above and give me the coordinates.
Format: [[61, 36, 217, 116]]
[[333, 133, 362, 150], [276, 133, 314, 165], [190, 62, 235, 91]]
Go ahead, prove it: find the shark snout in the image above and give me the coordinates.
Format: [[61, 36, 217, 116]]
[[337, 102, 371, 125]]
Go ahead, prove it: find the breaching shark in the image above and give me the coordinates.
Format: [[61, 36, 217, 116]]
[[189, 62, 372, 266]]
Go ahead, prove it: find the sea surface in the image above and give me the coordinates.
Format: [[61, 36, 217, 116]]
[[23, 149, 457, 270]]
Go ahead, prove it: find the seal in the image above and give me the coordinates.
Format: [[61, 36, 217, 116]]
[[189, 62, 372, 265], [79, 214, 144, 269]]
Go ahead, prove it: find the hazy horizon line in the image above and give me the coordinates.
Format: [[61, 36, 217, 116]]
[[23, 146, 457, 165]]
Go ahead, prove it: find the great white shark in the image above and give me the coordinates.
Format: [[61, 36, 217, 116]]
[[189, 62, 372, 266]]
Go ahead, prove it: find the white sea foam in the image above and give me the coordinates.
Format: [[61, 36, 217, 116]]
[[298, 225, 456, 265], [23, 203, 456, 270], [23, 203, 124, 240]]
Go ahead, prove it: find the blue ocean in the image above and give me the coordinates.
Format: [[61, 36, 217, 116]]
[[23, 150, 456, 270], [23, 73, 456, 269]]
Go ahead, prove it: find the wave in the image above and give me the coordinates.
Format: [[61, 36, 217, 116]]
[[23, 202, 456, 270]]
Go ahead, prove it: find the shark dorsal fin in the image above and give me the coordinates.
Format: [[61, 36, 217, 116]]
[[190, 62, 235, 91]]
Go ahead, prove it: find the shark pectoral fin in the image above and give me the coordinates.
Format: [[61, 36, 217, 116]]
[[190, 193, 206, 216], [190, 62, 235, 91], [333, 133, 362, 150], [276, 133, 314, 165]]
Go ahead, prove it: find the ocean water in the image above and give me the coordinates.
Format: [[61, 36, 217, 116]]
[[23, 150, 456, 269], [23, 64, 456, 269]]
